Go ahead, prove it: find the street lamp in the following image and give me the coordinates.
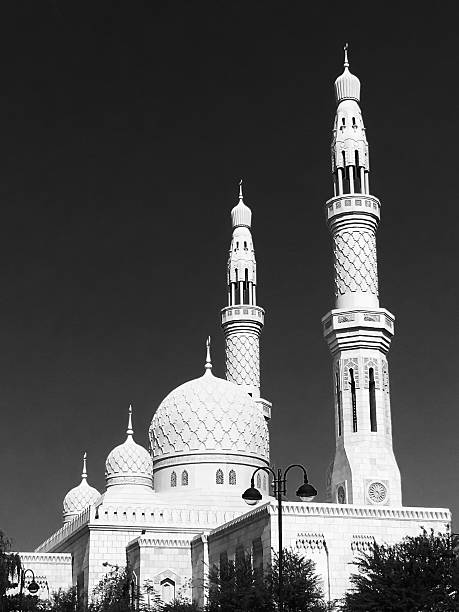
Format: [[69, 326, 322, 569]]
[[242, 464, 318, 612], [19, 568, 40, 612]]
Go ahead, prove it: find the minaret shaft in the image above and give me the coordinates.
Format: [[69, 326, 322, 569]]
[[323, 51, 401, 508]]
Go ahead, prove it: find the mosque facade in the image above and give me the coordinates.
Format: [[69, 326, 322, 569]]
[[17, 51, 450, 607]]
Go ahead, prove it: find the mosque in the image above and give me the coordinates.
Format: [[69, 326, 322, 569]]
[[17, 50, 451, 607]]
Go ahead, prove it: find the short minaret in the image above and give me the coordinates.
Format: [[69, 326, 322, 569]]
[[322, 47, 402, 507], [221, 182, 271, 420]]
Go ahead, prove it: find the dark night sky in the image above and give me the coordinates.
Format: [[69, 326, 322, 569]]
[[0, 2, 457, 550]]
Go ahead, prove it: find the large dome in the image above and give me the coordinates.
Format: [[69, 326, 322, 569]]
[[149, 368, 269, 460], [105, 406, 153, 487], [63, 453, 100, 523]]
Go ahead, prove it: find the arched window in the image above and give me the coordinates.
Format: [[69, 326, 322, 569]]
[[336, 372, 342, 436], [171, 471, 177, 487], [216, 469, 224, 485], [369, 368, 377, 432], [181, 470, 189, 486], [229, 469, 236, 485], [350, 368, 357, 432], [256, 473, 261, 488], [263, 474, 267, 490]]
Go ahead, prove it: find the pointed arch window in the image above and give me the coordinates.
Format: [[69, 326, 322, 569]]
[[181, 470, 189, 486], [216, 469, 224, 485], [256, 473, 261, 489], [336, 372, 342, 436], [171, 471, 177, 487], [229, 469, 236, 485], [350, 368, 357, 432], [369, 368, 377, 432]]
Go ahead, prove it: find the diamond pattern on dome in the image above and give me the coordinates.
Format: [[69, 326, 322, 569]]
[[150, 372, 269, 459], [63, 479, 100, 516], [105, 436, 153, 479]]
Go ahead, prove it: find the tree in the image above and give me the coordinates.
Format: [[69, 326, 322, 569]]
[[90, 567, 133, 612], [0, 531, 22, 612], [208, 548, 327, 612], [269, 550, 327, 612], [341, 529, 459, 611], [207, 550, 271, 612]]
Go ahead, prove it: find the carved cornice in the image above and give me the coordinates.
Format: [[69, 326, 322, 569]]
[[18, 552, 72, 564]]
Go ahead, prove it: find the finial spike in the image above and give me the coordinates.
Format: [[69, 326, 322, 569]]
[[344, 43, 349, 68], [126, 404, 133, 436], [205, 336, 212, 371], [82, 451, 87, 480], [238, 179, 243, 201]]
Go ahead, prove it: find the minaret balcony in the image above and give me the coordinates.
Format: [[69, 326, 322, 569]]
[[221, 305, 265, 326], [322, 307, 395, 354], [325, 194, 381, 223]]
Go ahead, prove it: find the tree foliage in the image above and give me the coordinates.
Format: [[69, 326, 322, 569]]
[[269, 550, 327, 612], [208, 548, 327, 612], [90, 567, 133, 612], [341, 529, 459, 612], [0, 531, 22, 612]]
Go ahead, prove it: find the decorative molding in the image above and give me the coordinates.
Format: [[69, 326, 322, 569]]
[[295, 533, 326, 552], [351, 535, 375, 554], [363, 358, 380, 389], [343, 358, 360, 388], [18, 553, 72, 564], [225, 331, 260, 388]]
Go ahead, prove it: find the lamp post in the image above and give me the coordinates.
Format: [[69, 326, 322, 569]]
[[18, 568, 40, 612], [242, 464, 317, 612]]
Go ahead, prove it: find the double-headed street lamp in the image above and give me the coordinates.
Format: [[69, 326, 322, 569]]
[[242, 464, 318, 612]]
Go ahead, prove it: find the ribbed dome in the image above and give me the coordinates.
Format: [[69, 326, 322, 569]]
[[334, 45, 360, 103], [231, 181, 252, 229], [150, 367, 269, 461], [63, 453, 100, 523], [105, 406, 153, 487]]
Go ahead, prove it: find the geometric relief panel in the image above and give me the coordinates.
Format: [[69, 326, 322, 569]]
[[342, 358, 360, 388], [333, 228, 379, 297], [363, 358, 380, 389]]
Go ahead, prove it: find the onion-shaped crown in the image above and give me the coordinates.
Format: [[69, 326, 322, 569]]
[[231, 180, 252, 229], [63, 452, 100, 523], [149, 340, 269, 460], [334, 44, 360, 104], [105, 406, 153, 487]]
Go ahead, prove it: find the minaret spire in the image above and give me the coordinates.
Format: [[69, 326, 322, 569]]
[[126, 405, 133, 437], [81, 451, 88, 480], [322, 51, 401, 507], [221, 181, 271, 420], [205, 336, 212, 372], [343, 43, 349, 68]]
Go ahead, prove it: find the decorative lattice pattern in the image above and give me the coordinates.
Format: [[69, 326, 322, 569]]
[[225, 332, 260, 388], [105, 437, 153, 479], [216, 469, 223, 484], [63, 480, 100, 515], [171, 471, 177, 487], [368, 481, 387, 504], [181, 470, 188, 486], [333, 229, 378, 297], [229, 469, 236, 485], [150, 372, 269, 459]]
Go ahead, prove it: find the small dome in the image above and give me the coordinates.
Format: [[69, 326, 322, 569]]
[[334, 45, 360, 104], [105, 406, 153, 487], [231, 181, 252, 229], [63, 453, 100, 523], [149, 348, 269, 461]]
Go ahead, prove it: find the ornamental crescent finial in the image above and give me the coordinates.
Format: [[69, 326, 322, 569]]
[[344, 43, 349, 68], [205, 336, 212, 371], [127, 404, 134, 437], [239, 179, 243, 201], [82, 451, 87, 480]]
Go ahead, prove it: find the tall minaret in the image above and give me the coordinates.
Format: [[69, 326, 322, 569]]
[[322, 47, 402, 507], [221, 182, 271, 420]]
